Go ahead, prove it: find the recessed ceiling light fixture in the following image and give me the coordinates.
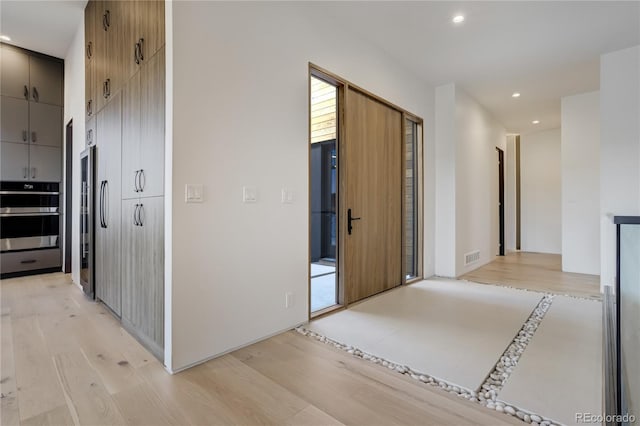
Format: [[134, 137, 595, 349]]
[[532, 120, 540, 124], [452, 15, 465, 24], [0, 35, 11, 42], [512, 92, 521, 98]]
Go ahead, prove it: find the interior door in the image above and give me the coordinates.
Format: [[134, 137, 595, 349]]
[[344, 88, 402, 304]]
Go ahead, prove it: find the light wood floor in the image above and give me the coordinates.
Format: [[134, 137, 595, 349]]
[[461, 252, 601, 299], [0, 272, 522, 425]]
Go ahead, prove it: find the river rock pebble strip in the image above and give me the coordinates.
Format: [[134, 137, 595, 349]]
[[296, 293, 561, 425]]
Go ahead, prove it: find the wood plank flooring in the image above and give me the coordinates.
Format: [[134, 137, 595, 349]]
[[461, 252, 601, 299], [1, 273, 522, 425]]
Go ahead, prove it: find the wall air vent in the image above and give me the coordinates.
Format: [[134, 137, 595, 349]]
[[464, 250, 481, 266]]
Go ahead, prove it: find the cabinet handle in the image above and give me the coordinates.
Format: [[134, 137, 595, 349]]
[[103, 10, 110, 31], [31, 167, 36, 179], [103, 180, 109, 228], [103, 79, 111, 99], [31, 131, 37, 143], [86, 129, 92, 145], [138, 38, 144, 62], [99, 181, 104, 228], [22, 167, 27, 179], [86, 41, 93, 59], [23, 85, 29, 100], [133, 204, 140, 226], [139, 169, 145, 192], [137, 203, 144, 227], [86, 99, 92, 116], [20, 259, 37, 264], [134, 170, 139, 192], [32, 87, 39, 102], [134, 42, 140, 65], [22, 130, 27, 142]]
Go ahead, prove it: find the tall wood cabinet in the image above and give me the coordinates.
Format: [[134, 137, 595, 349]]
[[85, 0, 165, 361], [95, 92, 122, 316], [0, 43, 63, 182]]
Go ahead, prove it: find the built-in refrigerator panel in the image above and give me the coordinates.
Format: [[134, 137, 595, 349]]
[[80, 146, 95, 298]]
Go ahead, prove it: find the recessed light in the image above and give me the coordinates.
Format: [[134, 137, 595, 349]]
[[452, 15, 465, 24], [0, 35, 11, 42], [532, 120, 540, 124], [512, 92, 521, 98]]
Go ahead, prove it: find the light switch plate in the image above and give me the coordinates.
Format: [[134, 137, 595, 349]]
[[243, 186, 258, 203], [185, 184, 204, 203], [281, 188, 294, 204]]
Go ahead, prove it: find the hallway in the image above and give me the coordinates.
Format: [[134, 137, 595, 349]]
[[461, 252, 601, 299]]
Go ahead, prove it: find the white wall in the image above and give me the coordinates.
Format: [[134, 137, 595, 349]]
[[520, 128, 562, 254], [561, 91, 600, 275], [505, 135, 517, 252], [434, 84, 457, 278], [434, 84, 506, 277], [170, 2, 435, 371], [455, 89, 506, 275], [600, 45, 640, 288], [63, 21, 85, 286]]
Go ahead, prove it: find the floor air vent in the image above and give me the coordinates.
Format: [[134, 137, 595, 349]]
[[464, 250, 480, 266]]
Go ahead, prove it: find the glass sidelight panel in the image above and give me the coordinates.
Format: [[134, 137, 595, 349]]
[[405, 118, 420, 280], [310, 75, 338, 313]]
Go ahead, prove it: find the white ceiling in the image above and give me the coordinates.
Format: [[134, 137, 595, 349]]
[[307, 1, 640, 134], [1, 1, 638, 134], [0, 0, 86, 59]]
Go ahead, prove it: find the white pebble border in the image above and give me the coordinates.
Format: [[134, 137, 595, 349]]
[[460, 278, 601, 302], [297, 293, 562, 426]]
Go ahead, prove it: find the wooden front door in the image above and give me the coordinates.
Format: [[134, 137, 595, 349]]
[[343, 87, 402, 304]]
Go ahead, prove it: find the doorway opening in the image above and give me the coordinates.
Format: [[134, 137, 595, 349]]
[[310, 73, 340, 315], [64, 119, 73, 273], [497, 147, 505, 256]]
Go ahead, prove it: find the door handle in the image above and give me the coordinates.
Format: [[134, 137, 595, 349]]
[[23, 85, 29, 100], [32, 87, 39, 102], [347, 208, 361, 235]]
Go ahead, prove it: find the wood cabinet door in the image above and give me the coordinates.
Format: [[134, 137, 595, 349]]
[[121, 71, 141, 200], [85, 62, 95, 120], [120, 198, 139, 326], [137, 0, 165, 65], [95, 93, 122, 316], [29, 55, 63, 106], [86, 115, 96, 148], [0, 142, 29, 181], [137, 195, 164, 355], [85, 0, 96, 67], [29, 103, 63, 147], [139, 47, 165, 198], [29, 145, 61, 182], [94, 0, 108, 112], [1, 97, 29, 144], [0, 44, 29, 100]]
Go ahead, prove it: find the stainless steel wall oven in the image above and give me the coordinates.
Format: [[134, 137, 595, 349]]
[[0, 181, 62, 276]]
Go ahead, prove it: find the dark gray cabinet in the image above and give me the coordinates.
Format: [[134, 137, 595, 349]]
[[29, 55, 63, 106], [0, 43, 63, 182], [1, 97, 29, 144], [121, 196, 164, 360], [95, 93, 122, 316], [0, 44, 29, 100], [29, 102, 63, 147]]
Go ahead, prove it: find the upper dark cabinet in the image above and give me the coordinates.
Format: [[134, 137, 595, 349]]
[[29, 55, 63, 106], [0, 44, 30, 100]]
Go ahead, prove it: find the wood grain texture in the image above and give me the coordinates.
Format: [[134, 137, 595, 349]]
[[2, 272, 525, 425], [462, 251, 601, 299], [344, 88, 402, 304]]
